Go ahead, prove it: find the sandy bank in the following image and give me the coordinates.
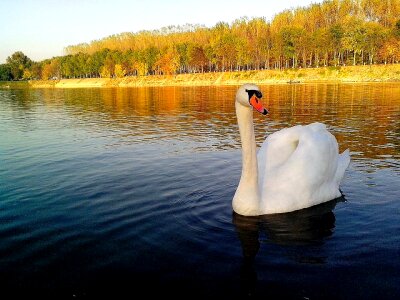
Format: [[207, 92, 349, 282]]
[[2, 64, 399, 89]]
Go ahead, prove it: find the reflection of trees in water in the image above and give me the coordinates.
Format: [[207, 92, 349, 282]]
[[232, 197, 343, 296], [11, 84, 400, 157], [263, 83, 400, 159]]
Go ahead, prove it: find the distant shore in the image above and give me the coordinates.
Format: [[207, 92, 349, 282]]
[[1, 64, 400, 89]]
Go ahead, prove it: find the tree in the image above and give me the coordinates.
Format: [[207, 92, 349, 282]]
[[42, 63, 53, 80], [6, 51, 32, 80], [26, 0, 400, 77], [394, 19, 400, 37], [379, 38, 400, 63], [131, 50, 148, 76], [211, 31, 238, 71], [176, 43, 190, 73], [329, 24, 344, 66], [22, 69, 32, 80], [41, 59, 60, 80], [100, 54, 115, 77], [114, 64, 126, 78], [154, 47, 180, 75], [90, 49, 110, 77], [30, 62, 42, 80], [0, 64, 12, 81], [364, 22, 386, 64], [144, 46, 159, 75], [188, 45, 208, 72], [342, 18, 367, 65], [280, 26, 305, 68]]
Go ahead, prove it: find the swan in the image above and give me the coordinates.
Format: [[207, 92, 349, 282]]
[[233, 83, 350, 216]]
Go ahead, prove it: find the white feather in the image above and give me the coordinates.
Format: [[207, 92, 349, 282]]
[[233, 84, 350, 216]]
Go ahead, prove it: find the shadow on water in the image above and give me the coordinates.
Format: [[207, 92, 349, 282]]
[[232, 197, 344, 297]]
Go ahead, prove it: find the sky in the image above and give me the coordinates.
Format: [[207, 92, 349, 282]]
[[0, 0, 322, 64]]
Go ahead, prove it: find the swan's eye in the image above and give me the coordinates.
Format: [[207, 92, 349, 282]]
[[245, 89, 263, 100]]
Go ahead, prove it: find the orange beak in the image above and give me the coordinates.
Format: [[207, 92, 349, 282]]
[[249, 95, 268, 115]]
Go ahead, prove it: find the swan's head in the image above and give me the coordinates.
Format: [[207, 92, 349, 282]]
[[236, 83, 268, 115]]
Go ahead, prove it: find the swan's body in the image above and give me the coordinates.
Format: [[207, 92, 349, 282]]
[[233, 84, 350, 216]]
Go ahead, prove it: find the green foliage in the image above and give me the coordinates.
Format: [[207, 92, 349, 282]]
[[395, 19, 400, 37], [30, 62, 42, 80], [6, 51, 32, 80], [0, 64, 12, 81]]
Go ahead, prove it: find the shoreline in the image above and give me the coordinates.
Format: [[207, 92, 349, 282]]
[[1, 64, 400, 89]]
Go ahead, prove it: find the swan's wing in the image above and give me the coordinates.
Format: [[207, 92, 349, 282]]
[[257, 125, 304, 192], [334, 149, 350, 185], [305, 123, 350, 186], [257, 123, 345, 213], [279, 123, 340, 191]]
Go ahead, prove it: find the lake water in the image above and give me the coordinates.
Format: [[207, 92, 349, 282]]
[[0, 84, 399, 298]]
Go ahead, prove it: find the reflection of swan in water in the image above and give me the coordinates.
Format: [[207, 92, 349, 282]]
[[232, 197, 343, 296], [233, 84, 350, 216]]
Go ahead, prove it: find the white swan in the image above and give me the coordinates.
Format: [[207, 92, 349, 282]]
[[233, 83, 350, 216]]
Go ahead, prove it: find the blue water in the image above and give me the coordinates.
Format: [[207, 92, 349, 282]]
[[0, 85, 399, 298]]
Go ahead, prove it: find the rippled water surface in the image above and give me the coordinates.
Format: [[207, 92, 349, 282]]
[[0, 84, 399, 298]]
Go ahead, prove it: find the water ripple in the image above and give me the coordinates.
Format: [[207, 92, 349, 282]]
[[0, 85, 399, 297]]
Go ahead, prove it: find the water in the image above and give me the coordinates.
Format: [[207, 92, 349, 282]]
[[0, 84, 399, 298]]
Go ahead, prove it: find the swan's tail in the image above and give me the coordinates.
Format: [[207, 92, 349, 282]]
[[334, 149, 350, 185]]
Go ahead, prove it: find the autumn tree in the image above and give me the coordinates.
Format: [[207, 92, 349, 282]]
[[188, 45, 208, 72], [114, 64, 126, 78], [379, 38, 400, 63], [41, 59, 60, 80], [154, 47, 180, 75], [363, 22, 386, 64], [22, 69, 32, 80], [29, 0, 400, 77], [132, 50, 148, 76], [100, 54, 115, 78]]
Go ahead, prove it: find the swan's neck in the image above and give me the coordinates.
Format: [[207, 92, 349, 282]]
[[233, 102, 260, 216]]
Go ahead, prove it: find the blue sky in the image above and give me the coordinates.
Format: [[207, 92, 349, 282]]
[[0, 0, 322, 63]]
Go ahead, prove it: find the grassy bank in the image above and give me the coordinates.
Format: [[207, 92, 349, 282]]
[[1, 64, 399, 89]]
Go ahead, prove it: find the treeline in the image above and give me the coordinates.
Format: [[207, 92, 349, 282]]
[[1, 0, 400, 81]]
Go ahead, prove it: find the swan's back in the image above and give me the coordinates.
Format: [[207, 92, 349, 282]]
[[257, 122, 350, 214]]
